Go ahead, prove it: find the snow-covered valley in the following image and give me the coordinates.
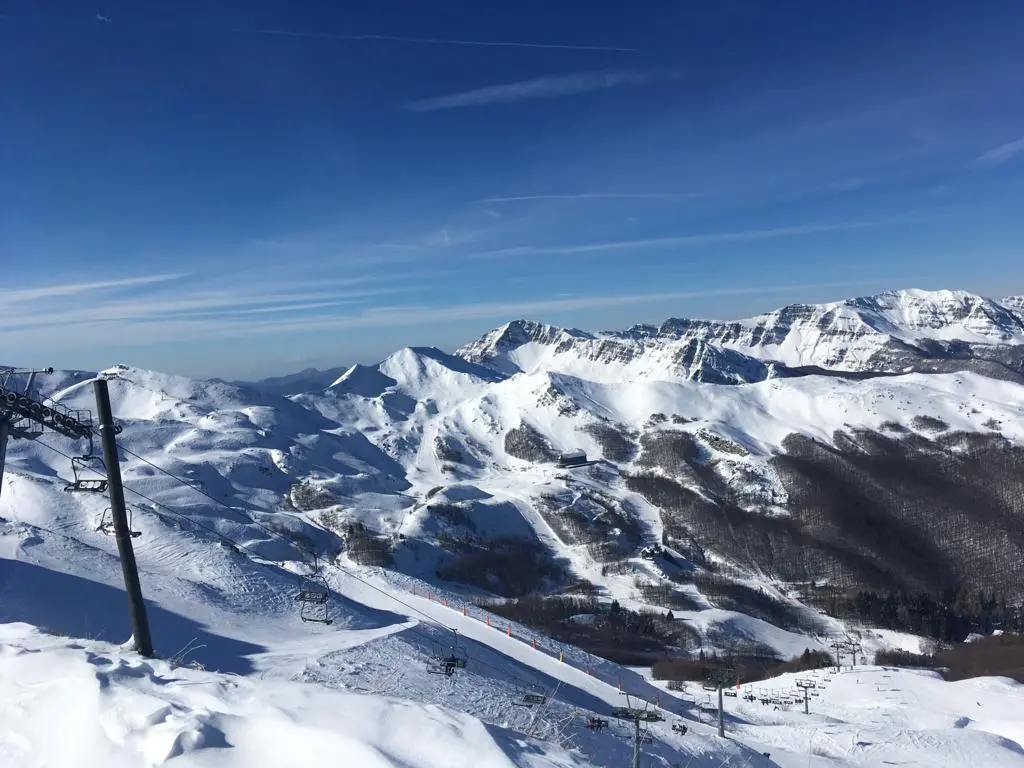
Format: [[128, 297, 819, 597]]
[[2, 288, 1023, 766]]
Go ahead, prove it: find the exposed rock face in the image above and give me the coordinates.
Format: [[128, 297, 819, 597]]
[[458, 290, 1024, 384]]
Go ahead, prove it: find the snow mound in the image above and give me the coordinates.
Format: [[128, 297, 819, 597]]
[[0, 622, 586, 768]]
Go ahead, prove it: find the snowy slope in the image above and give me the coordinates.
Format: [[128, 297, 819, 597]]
[[0, 484, 762, 767], [296, 336, 1024, 652], [3, 288, 1024, 767], [728, 664, 1024, 767], [1, 367, 770, 767], [0, 623, 588, 768]]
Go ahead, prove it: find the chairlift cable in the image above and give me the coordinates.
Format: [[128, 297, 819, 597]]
[[33, 438, 595, 713]]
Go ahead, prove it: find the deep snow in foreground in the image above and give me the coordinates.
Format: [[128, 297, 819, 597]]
[[3, 619, 1022, 768], [0, 623, 584, 768]]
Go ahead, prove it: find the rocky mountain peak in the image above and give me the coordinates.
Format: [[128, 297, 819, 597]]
[[457, 288, 1024, 383]]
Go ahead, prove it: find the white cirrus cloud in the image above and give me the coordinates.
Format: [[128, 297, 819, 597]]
[[978, 135, 1024, 167], [0, 273, 186, 304], [406, 70, 668, 112], [470, 216, 927, 259], [477, 193, 699, 203], [233, 28, 632, 52]]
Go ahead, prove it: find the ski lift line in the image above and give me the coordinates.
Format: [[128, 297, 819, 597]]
[[33, 439, 633, 711], [81, 393, 590, 680], [33, 439, 548, 696], [404, 580, 675, 712], [94, 434, 322, 561], [38, 441, 423, 628], [34, 438, 282, 571]]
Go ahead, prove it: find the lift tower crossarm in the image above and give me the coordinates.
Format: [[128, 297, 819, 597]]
[[0, 371, 93, 441]]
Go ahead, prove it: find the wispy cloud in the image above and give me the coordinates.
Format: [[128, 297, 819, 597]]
[[0, 287, 418, 330], [830, 177, 865, 192], [472, 217, 923, 259], [978, 135, 1024, 167], [366, 225, 492, 252], [232, 28, 631, 52], [0, 273, 185, 304], [406, 70, 662, 112], [477, 193, 699, 203], [0, 269, 433, 346], [2, 279, 897, 350], [248, 237, 314, 250]]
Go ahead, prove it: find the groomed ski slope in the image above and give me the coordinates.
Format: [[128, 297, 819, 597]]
[[729, 664, 1024, 767], [0, 494, 764, 767], [3, 497, 1024, 767]]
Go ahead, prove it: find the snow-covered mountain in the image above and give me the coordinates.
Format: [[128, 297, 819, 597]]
[[1004, 294, 1024, 318], [3, 287, 1024, 767], [459, 289, 1024, 382]]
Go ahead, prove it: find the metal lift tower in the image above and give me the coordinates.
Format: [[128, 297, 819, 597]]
[[611, 693, 665, 768], [0, 369, 154, 657]]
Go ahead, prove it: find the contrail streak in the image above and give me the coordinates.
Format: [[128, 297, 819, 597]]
[[232, 28, 633, 52]]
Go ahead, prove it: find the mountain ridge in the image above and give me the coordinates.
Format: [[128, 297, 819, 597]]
[[458, 288, 1024, 385]]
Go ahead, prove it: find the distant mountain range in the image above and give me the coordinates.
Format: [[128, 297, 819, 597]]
[[459, 289, 1024, 384], [231, 366, 349, 395]]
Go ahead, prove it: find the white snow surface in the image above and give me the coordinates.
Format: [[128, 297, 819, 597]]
[[0, 622, 585, 768], [4, 289, 1024, 767], [727, 664, 1024, 767]]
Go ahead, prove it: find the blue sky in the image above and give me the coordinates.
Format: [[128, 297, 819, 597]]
[[2, 0, 1024, 379]]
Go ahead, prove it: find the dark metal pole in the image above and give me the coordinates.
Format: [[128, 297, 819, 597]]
[[632, 717, 641, 768], [94, 379, 154, 657], [804, 688, 810, 715], [718, 684, 725, 738]]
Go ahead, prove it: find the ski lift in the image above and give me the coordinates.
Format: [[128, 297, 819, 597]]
[[585, 716, 608, 731], [701, 683, 716, 692], [63, 455, 107, 493], [672, 722, 688, 735], [295, 571, 332, 625], [426, 634, 467, 677], [724, 689, 738, 698], [96, 506, 141, 538], [512, 681, 547, 708]]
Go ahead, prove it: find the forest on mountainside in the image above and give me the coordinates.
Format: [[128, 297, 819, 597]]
[[620, 428, 1024, 601]]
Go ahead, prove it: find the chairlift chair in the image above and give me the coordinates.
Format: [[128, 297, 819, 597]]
[[64, 455, 107, 493], [672, 722, 688, 735], [427, 637, 467, 677], [512, 681, 547, 708], [295, 572, 332, 625], [585, 716, 608, 731], [96, 506, 141, 538], [724, 689, 738, 697]]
